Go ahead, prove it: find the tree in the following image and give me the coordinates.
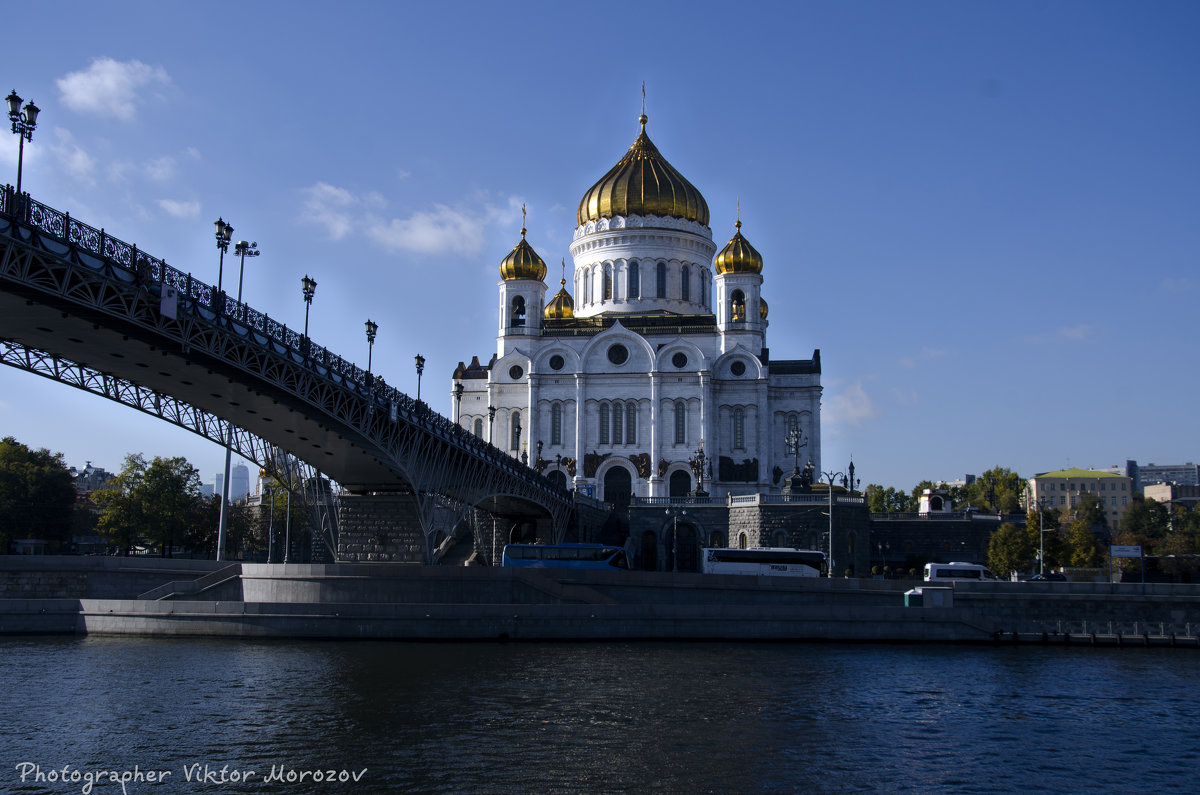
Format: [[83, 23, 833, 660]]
[[971, 467, 1025, 513], [1119, 497, 1169, 542], [94, 454, 207, 556], [0, 436, 77, 552], [1064, 520, 1103, 567], [866, 484, 912, 513], [987, 523, 1033, 579], [1026, 506, 1066, 571]]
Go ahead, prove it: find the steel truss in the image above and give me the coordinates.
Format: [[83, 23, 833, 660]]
[[0, 188, 574, 562], [0, 339, 340, 558]]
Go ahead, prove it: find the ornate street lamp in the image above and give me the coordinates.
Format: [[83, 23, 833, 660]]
[[453, 382, 464, 423], [6, 90, 39, 201], [414, 353, 425, 403], [365, 319, 378, 375], [665, 507, 687, 572], [300, 275, 317, 354], [822, 468, 846, 578], [213, 218, 234, 298], [488, 404, 496, 444]]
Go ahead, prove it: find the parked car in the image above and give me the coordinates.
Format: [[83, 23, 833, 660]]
[[1029, 572, 1067, 581]]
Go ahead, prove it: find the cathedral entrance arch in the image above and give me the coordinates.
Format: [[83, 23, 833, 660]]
[[547, 470, 567, 490], [669, 470, 691, 498], [602, 466, 632, 509]]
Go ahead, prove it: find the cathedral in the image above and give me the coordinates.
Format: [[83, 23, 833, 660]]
[[451, 110, 822, 507]]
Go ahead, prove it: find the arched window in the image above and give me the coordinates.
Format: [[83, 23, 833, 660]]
[[730, 290, 745, 323], [599, 404, 610, 445], [674, 400, 686, 445], [656, 262, 667, 298], [681, 265, 690, 302], [473, 418, 483, 438], [629, 261, 640, 299], [551, 403, 563, 446], [701, 273, 709, 308], [582, 269, 590, 304], [612, 403, 623, 445], [511, 296, 526, 328], [626, 402, 637, 445], [733, 407, 745, 450], [788, 414, 800, 438], [510, 411, 521, 451], [603, 263, 612, 300]]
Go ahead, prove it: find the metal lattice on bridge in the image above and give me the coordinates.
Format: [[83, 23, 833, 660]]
[[0, 187, 574, 561]]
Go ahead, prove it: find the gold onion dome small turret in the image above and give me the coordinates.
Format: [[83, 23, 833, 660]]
[[714, 219, 763, 275], [544, 260, 575, 320], [759, 296, 769, 320], [499, 207, 547, 282], [576, 113, 709, 227]]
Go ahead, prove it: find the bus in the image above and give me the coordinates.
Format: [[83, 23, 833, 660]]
[[923, 562, 999, 582], [501, 543, 631, 570], [700, 547, 826, 577]]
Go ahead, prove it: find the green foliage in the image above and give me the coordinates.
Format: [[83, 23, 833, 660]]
[[93, 453, 208, 556], [1065, 520, 1103, 567], [0, 437, 77, 551], [866, 483, 914, 513], [1119, 497, 1169, 540], [987, 522, 1033, 579]]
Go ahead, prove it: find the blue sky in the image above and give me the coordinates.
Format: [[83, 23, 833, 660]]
[[1, 1, 1197, 490]]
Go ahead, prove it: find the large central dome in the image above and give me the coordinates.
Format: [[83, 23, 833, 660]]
[[576, 114, 709, 227]]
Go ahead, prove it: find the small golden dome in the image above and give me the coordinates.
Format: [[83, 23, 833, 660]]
[[544, 282, 575, 320], [576, 114, 709, 227], [499, 221, 547, 282], [759, 296, 769, 320], [714, 220, 763, 275]]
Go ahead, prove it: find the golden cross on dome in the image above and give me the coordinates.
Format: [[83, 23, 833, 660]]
[[521, 203, 527, 237]]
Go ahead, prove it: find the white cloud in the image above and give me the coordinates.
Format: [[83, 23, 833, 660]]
[[1057, 323, 1094, 341], [898, 347, 948, 368], [185, 147, 201, 160], [300, 182, 359, 240], [825, 381, 877, 427], [158, 199, 200, 219], [48, 128, 96, 185], [145, 156, 175, 181], [301, 182, 522, 256], [56, 58, 170, 121]]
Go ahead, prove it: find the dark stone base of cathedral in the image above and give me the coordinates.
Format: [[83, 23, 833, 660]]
[[2, 556, 1197, 645]]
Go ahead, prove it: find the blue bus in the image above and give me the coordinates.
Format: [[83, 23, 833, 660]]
[[501, 543, 631, 570]]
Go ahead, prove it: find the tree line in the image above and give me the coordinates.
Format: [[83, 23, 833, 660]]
[[863, 464, 1200, 579], [0, 436, 302, 557]]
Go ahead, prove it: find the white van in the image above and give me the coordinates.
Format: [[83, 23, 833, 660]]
[[923, 562, 998, 582]]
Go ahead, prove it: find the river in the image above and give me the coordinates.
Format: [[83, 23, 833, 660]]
[[2, 636, 1197, 793]]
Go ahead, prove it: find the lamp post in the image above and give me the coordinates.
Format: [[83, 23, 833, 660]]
[[488, 405, 496, 444], [414, 353, 425, 403], [232, 240, 259, 319], [213, 218, 234, 297], [6, 90, 39, 201], [822, 469, 846, 577], [301, 275, 317, 355], [364, 319, 378, 374], [665, 508, 687, 572], [453, 382, 464, 423]]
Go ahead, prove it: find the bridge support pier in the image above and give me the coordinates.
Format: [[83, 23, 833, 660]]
[[336, 493, 426, 562]]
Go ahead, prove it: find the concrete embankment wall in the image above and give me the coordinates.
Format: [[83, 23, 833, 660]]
[[2, 558, 1199, 642], [0, 555, 226, 599]]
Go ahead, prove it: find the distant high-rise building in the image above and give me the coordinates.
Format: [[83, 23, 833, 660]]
[[1125, 460, 1199, 492], [231, 463, 250, 501]]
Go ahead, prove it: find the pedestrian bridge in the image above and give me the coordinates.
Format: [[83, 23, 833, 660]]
[[0, 188, 574, 561]]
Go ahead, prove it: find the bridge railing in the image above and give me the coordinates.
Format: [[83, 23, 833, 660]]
[[1, 186, 569, 498]]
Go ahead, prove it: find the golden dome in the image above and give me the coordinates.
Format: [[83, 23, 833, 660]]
[[714, 220, 763, 275], [576, 114, 709, 227], [759, 296, 769, 320], [545, 260, 575, 319], [499, 222, 547, 282]]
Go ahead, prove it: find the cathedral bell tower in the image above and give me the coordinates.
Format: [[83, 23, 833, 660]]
[[497, 206, 548, 357]]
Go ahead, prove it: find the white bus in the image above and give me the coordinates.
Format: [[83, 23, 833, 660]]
[[923, 562, 999, 582], [701, 547, 825, 577]]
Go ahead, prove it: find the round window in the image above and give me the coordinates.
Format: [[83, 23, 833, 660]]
[[730, 361, 746, 376], [607, 344, 629, 365], [672, 352, 688, 369], [549, 354, 565, 371], [509, 365, 524, 380]]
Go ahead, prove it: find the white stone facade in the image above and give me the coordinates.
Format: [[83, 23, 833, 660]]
[[452, 126, 822, 504]]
